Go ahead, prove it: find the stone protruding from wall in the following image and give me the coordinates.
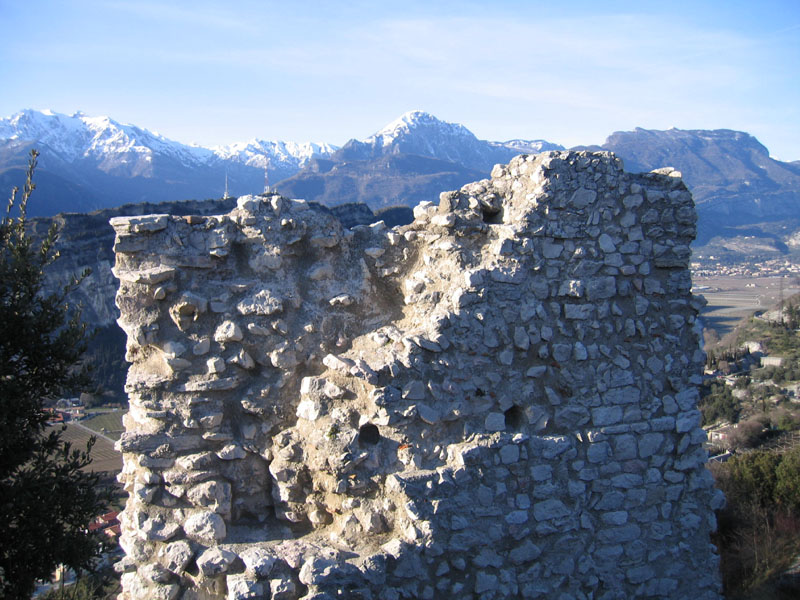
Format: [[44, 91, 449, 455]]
[[112, 151, 723, 600]]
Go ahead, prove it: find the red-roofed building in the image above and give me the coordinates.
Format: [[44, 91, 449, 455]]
[[88, 511, 120, 535]]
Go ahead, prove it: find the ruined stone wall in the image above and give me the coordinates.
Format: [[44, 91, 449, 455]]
[[112, 151, 724, 600]]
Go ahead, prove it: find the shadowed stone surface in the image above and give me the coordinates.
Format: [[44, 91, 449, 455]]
[[113, 151, 723, 599]]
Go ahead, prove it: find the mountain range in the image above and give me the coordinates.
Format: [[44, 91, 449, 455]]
[[0, 109, 562, 217], [0, 109, 338, 215], [5, 108, 798, 402], [3, 108, 800, 257]]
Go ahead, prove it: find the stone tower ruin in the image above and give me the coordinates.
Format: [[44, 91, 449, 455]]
[[112, 151, 723, 599]]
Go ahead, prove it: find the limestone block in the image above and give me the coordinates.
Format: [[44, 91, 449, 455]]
[[214, 321, 243, 343], [526, 365, 547, 378], [187, 480, 232, 514], [229, 349, 255, 370], [237, 289, 283, 316], [499, 444, 520, 464], [141, 517, 181, 542], [415, 403, 440, 425], [113, 265, 176, 285], [111, 214, 170, 233], [597, 233, 616, 253], [140, 562, 174, 584], [533, 498, 570, 521], [184, 511, 227, 544], [207, 357, 226, 375], [297, 398, 324, 421], [178, 376, 241, 392], [158, 540, 195, 574], [226, 575, 263, 600], [239, 547, 277, 578], [120, 573, 179, 600], [676, 410, 701, 433], [270, 575, 297, 600], [271, 345, 299, 369], [217, 444, 246, 460], [197, 546, 237, 577], [485, 413, 505, 432]]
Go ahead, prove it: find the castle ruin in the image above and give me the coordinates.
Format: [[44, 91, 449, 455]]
[[112, 151, 724, 599]]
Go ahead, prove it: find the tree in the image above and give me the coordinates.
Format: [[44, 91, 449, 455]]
[[775, 447, 800, 512], [0, 151, 108, 599]]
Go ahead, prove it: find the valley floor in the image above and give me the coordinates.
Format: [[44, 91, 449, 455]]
[[695, 275, 800, 341]]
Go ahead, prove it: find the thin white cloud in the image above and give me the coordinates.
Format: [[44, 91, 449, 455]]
[[102, 0, 260, 33], [1, 1, 798, 158]]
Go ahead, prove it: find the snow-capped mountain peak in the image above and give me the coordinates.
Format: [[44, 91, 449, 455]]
[[0, 107, 565, 217], [0, 109, 211, 166], [368, 110, 477, 148], [0, 108, 344, 214], [0, 109, 340, 175], [212, 138, 338, 170], [343, 110, 538, 172]]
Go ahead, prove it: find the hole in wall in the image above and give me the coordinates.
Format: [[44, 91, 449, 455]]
[[504, 405, 524, 430], [482, 208, 503, 224], [358, 423, 380, 446]]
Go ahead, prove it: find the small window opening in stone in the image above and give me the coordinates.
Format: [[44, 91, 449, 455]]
[[482, 208, 503, 224], [358, 423, 380, 446], [504, 405, 524, 430]]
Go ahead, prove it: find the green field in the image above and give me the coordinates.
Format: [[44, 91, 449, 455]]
[[82, 410, 125, 441]]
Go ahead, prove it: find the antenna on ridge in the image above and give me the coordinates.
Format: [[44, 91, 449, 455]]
[[263, 157, 271, 194]]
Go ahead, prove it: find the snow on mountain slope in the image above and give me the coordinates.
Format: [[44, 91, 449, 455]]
[[212, 139, 338, 170], [0, 107, 561, 215], [337, 110, 563, 171], [0, 109, 211, 166], [0, 109, 337, 173], [367, 110, 478, 148], [492, 138, 565, 154], [1, 108, 556, 178]]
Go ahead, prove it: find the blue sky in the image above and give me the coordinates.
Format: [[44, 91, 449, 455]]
[[1, 0, 798, 160]]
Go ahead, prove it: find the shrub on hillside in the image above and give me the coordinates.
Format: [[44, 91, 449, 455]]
[[710, 447, 800, 596]]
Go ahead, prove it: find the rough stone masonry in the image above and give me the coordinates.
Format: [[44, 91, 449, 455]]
[[111, 151, 724, 600]]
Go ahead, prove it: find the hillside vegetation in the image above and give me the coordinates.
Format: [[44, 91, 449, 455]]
[[702, 294, 800, 597]]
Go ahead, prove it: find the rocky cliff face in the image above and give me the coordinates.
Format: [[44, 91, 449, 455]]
[[111, 151, 723, 600]]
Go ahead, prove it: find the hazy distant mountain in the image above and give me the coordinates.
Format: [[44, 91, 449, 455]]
[[591, 127, 800, 204], [577, 128, 800, 247], [274, 153, 486, 210], [0, 109, 337, 216]]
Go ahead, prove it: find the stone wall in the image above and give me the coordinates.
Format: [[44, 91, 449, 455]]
[[112, 151, 724, 600]]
